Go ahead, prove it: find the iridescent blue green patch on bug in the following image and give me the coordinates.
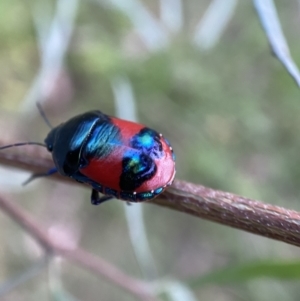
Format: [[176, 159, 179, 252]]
[[120, 150, 156, 191], [130, 128, 163, 159]]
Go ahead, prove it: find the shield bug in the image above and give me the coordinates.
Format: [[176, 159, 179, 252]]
[[0, 105, 176, 205]]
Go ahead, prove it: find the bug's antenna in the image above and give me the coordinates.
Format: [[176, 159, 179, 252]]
[[36, 102, 53, 129], [0, 142, 46, 150]]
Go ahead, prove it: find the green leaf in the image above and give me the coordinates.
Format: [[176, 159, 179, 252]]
[[188, 260, 300, 288]]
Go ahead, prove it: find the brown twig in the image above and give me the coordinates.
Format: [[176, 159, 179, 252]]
[[155, 183, 300, 247], [0, 194, 158, 301], [1, 145, 300, 248]]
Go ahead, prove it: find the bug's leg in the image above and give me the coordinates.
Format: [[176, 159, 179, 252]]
[[91, 189, 100, 205], [22, 168, 57, 186], [90, 189, 113, 205]]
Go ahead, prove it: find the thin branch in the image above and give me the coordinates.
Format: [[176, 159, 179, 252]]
[[94, 0, 169, 51], [0, 257, 49, 296], [112, 76, 159, 280], [253, 0, 300, 87], [193, 0, 238, 50], [1, 144, 300, 248], [0, 193, 158, 301], [155, 182, 300, 247], [21, 0, 79, 111]]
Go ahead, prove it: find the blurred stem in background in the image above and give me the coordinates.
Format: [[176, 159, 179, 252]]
[[21, 0, 79, 113], [112, 75, 159, 279]]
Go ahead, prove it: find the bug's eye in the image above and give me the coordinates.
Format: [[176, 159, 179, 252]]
[[47, 144, 53, 152]]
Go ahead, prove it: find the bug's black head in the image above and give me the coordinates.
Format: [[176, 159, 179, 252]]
[[44, 121, 85, 177], [45, 129, 55, 152]]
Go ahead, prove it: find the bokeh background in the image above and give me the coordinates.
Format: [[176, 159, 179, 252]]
[[1, 0, 300, 300]]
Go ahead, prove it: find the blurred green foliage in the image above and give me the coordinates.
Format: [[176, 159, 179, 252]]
[[1, 1, 300, 301]]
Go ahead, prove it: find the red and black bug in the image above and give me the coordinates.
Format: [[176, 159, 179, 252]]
[[0, 106, 176, 205]]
